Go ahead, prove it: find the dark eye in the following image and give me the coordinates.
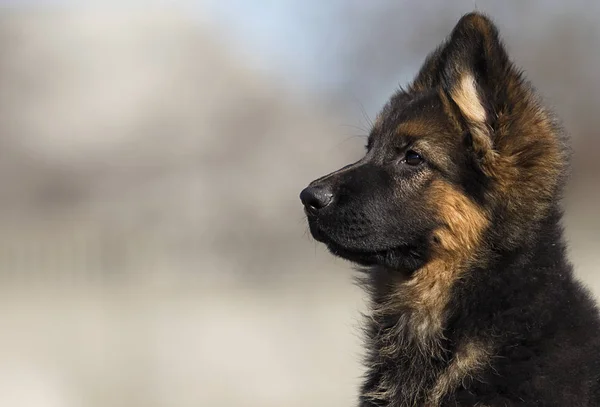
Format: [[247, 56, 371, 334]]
[[403, 150, 423, 166]]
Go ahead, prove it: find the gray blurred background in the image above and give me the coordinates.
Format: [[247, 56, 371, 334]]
[[0, 1, 598, 406]]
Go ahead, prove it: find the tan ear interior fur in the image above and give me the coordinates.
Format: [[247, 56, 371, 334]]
[[451, 75, 486, 123], [449, 73, 498, 176]]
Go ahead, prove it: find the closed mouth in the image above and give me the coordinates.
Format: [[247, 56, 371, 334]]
[[306, 218, 394, 265], [305, 217, 428, 271], [324, 240, 382, 265]]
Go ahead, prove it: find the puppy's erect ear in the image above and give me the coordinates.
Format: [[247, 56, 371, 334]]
[[412, 12, 513, 102], [411, 13, 519, 172]]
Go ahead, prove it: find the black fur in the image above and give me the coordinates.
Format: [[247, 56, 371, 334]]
[[300, 12, 600, 406]]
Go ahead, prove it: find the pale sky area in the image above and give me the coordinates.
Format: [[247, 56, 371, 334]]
[[1, 0, 593, 109]]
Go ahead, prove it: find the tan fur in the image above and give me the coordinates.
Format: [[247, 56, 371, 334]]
[[397, 120, 432, 138], [399, 180, 488, 338], [427, 341, 492, 406], [451, 74, 486, 123], [428, 180, 489, 257], [449, 72, 563, 218], [373, 113, 385, 131], [363, 376, 398, 403], [492, 97, 563, 220], [450, 74, 500, 177], [375, 180, 488, 352]]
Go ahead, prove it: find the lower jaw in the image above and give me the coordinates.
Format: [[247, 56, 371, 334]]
[[324, 241, 428, 272], [307, 222, 429, 271], [325, 243, 380, 265]]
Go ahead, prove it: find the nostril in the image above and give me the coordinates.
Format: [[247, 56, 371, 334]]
[[300, 185, 334, 213], [308, 192, 333, 209]]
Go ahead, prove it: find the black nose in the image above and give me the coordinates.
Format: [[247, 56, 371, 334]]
[[300, 184, 334, 214]]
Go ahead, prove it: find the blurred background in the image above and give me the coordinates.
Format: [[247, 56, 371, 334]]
[[0, 1, 598, 406]]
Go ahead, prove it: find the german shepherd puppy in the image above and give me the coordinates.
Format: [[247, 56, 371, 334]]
[[300, 12, 600, 407]]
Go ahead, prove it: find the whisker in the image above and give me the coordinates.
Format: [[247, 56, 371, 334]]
[[358, 100, 375, 130], [339, 123, 370, 134], [327, 134, 368, 155]]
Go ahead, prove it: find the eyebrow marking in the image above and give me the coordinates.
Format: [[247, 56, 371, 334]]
[[397, 120, 431, 138]]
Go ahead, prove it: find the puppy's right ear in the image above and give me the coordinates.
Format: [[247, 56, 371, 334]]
[[410, 13, 512, 93], [410, 13, 517, 174]]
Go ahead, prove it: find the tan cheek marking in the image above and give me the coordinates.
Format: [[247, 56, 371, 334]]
[[429, 180, 489, 259], [380, 181, 488, 348]]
